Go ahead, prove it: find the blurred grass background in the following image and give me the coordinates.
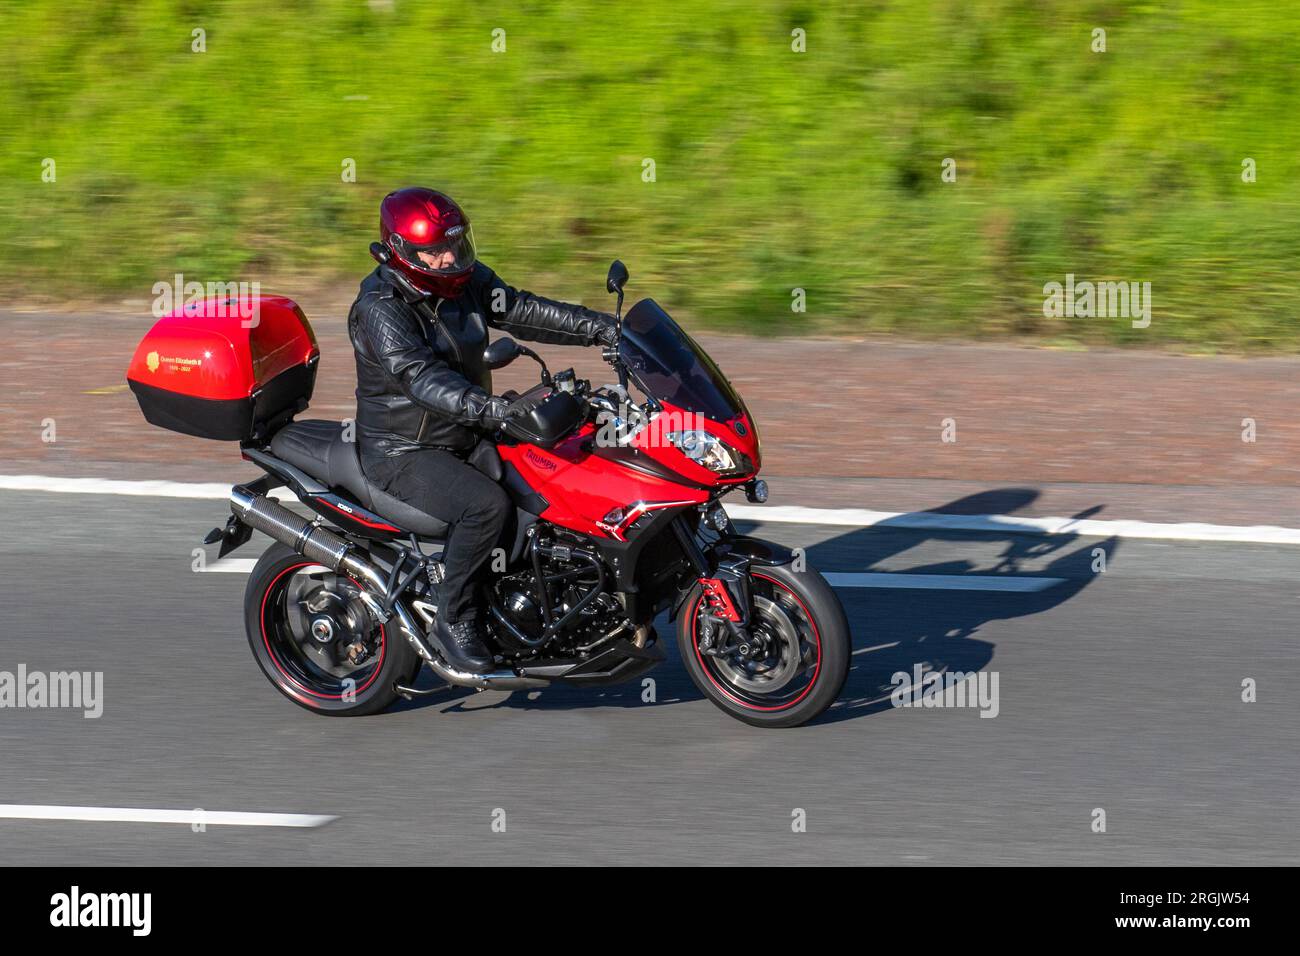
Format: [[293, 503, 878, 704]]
[[1, 0, 1298, 348]]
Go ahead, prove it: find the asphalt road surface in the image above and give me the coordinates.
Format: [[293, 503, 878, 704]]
[[1, 488, 1297, 865]]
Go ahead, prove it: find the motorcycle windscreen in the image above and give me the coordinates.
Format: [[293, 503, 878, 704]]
[[618, 299, 748, 422]]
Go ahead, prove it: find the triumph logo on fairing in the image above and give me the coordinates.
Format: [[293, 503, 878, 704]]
[[524, 449, 556, 470]]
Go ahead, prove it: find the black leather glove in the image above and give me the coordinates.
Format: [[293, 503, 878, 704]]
[[596, 321, 620, 347], [478, 395, 513, 431]]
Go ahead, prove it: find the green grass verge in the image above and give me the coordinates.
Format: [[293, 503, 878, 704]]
[[2, 0, 1298, 349]]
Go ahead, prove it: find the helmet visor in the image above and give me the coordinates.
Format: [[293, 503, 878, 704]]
[[391, 224, 476, 275]]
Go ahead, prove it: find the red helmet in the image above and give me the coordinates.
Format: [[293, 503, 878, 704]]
[[379, 188, 477, 297]]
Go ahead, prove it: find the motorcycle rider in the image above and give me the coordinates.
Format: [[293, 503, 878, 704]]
[[349, 187, 618, 674]]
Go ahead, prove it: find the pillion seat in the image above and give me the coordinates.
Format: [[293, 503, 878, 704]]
[[269, 420, 451, 538]]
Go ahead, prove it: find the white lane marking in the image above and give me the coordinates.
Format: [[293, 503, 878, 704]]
[[3, 473, 1300, 545], [199, 558, 259, 573], [824, 572, 1067, 592], [729, 504, 1300, 545], [0, 475, 232, 498], [193, 561, 1064, 591], [0, 804, 337, 828]]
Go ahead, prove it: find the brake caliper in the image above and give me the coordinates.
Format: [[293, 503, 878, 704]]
[[699, 577, 741, 623], [698, 563, 757, 657]]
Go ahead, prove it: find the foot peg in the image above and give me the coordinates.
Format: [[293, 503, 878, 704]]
[[394, 681, 452, 700]]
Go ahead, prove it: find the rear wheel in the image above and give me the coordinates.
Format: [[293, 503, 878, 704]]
[[677, 561, 850, 728], [244, 544, 421, 716]]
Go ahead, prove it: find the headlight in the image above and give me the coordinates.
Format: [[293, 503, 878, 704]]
[[666, 429, 738, 473]]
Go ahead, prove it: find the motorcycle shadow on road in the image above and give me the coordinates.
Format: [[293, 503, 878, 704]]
[[394, 488, 1118, 724], [815, 488, 1118, 724]]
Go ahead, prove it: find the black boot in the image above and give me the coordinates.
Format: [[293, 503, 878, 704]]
[[432, 616, 494, 675]]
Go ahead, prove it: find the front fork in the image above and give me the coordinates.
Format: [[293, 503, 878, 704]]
[[669, 515, 793, 658]]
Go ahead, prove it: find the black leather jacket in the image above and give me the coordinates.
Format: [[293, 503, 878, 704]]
[[348, 262, 614, 465]]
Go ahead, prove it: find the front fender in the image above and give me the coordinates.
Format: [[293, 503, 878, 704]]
[[712, 534, 795, 567]]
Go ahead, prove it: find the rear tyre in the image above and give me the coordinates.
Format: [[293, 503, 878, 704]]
[[244, 543, 421, 716], [677, 561, 850, 728]]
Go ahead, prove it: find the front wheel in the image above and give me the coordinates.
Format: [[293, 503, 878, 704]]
[[677, 561, 850, 728], [244, 543, 422, 716]]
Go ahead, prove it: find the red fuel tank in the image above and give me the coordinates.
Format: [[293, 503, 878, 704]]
[[127, 295, 319, 441]]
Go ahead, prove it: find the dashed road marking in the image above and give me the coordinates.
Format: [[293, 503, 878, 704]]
[[198, 558, 258, 573], [824, 572, 1066, 591]]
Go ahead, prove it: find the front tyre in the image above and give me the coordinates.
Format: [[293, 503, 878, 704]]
[[677, 561, 850, 728], [244, 543, 421, 716]]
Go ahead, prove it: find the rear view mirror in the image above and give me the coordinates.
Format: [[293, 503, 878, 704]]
[[484, 337, 523, 370], [606, 260, 629, 295]]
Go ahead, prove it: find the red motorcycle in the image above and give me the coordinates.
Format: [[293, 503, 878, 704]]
[[127, 261, 850, 727]]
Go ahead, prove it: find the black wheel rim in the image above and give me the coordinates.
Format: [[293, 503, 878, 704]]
[[261, 562, 386, 701], [692, 573, 822, 711]]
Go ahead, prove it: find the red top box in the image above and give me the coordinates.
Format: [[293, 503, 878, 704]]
[[127, 295, 319, 442]]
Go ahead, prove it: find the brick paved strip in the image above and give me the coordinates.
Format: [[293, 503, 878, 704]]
[[4, 309, 1298, 525]]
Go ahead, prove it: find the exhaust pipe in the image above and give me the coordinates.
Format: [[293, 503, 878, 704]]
[[230, 486, 547, 691], [231, 485, 352, 571]]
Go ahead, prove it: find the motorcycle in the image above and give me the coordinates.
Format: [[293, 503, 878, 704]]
[[127, 260, 850, 727]]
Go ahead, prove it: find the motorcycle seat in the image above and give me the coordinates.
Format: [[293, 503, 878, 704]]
[[269, 420, 451, 538]]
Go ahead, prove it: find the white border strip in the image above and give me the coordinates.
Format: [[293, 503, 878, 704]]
[[0, 803, 337, 828], [4, 473, 1300, 545]]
